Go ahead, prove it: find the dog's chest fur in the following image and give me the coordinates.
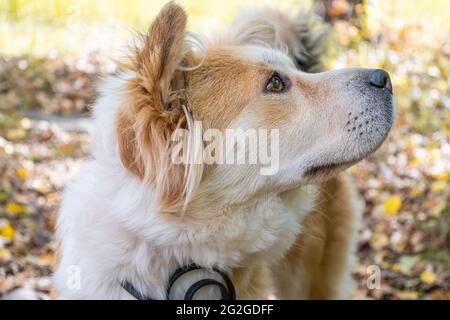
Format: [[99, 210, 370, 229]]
[[54, 158, 317, 299]]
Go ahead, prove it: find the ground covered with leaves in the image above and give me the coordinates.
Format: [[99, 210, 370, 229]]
[[0, 5, 449, 299]]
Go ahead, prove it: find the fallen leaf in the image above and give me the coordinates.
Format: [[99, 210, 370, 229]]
[[0, 191, 8, 202], [0, 224, 15, 239], [16, 167, 29, 179], [397, 256, 420, 274], [420, 271, 437, 284], [383, 196, 402, 217], [5, 202, 27, 214], [409, 186, 423, 197], [38, 254, 53, 265], [430, 181, 446, 193], [0, 248, 11, 261], [395, 290, 418, 299], [370, 233, 389, 250], [434, 171, 449, 182]]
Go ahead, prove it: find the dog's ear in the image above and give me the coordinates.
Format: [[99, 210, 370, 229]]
[[133, 1, 187, 106], [117, 3, 200, 213], [230, 8, 328, 72]]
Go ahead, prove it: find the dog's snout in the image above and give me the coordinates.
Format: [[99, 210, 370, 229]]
[[369, 69, 392, 93]]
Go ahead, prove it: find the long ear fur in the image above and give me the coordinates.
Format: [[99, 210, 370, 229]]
[[116, 2, 202, 213], [132, 2, 187, 106]]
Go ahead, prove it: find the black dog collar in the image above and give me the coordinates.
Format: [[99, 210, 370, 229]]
[[121, 264, 236, 300]]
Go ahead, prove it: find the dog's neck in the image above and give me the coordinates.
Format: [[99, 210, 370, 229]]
[[112, 184, 316, 300], [114, 196, 272, 299], [121, 264, 236, 300]]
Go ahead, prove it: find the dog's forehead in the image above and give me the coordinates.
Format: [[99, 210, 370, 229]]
[[237, 45, 295, 71]]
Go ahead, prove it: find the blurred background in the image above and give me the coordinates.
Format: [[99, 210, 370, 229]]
[[0, 0, 448, 299]]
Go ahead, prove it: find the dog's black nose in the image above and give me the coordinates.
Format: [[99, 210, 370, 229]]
[[369, 69, 392, 93]]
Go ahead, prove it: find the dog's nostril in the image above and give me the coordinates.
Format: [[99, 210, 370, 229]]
[[369, 69, 392, 93]]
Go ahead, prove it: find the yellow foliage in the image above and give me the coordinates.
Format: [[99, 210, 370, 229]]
[[395, 291, 418, 300], [430, 181, 446, 193], [0, 224, 15, 239], [383, 196, 402, 217], [434, 172, 449, 182], [16, 167, 28, 179], [6, 202, 26, 214], [420, 271, 437, 284]]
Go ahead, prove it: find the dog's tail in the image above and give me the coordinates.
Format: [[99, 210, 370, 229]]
[[226, 7, 328, 73]]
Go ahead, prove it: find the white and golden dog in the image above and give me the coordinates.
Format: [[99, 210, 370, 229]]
[[54, 2, 393, 299]]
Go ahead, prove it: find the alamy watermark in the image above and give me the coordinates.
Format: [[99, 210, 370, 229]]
[[170, 121, 280, 175], [66, 265, 82, 290], [366, 265, 382, 290]]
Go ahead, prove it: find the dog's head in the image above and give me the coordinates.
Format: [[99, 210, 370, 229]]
[[115, 3, 394, 214]]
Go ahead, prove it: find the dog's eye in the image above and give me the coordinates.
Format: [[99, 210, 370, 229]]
[[265, 74, 286, 93]]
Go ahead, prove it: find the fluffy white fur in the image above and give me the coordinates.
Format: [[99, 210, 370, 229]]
[[54, 3, 393, 300], [54, 72, 318, 299]]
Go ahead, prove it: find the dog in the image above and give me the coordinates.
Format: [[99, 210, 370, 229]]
[[54, 2, 393, 299]]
